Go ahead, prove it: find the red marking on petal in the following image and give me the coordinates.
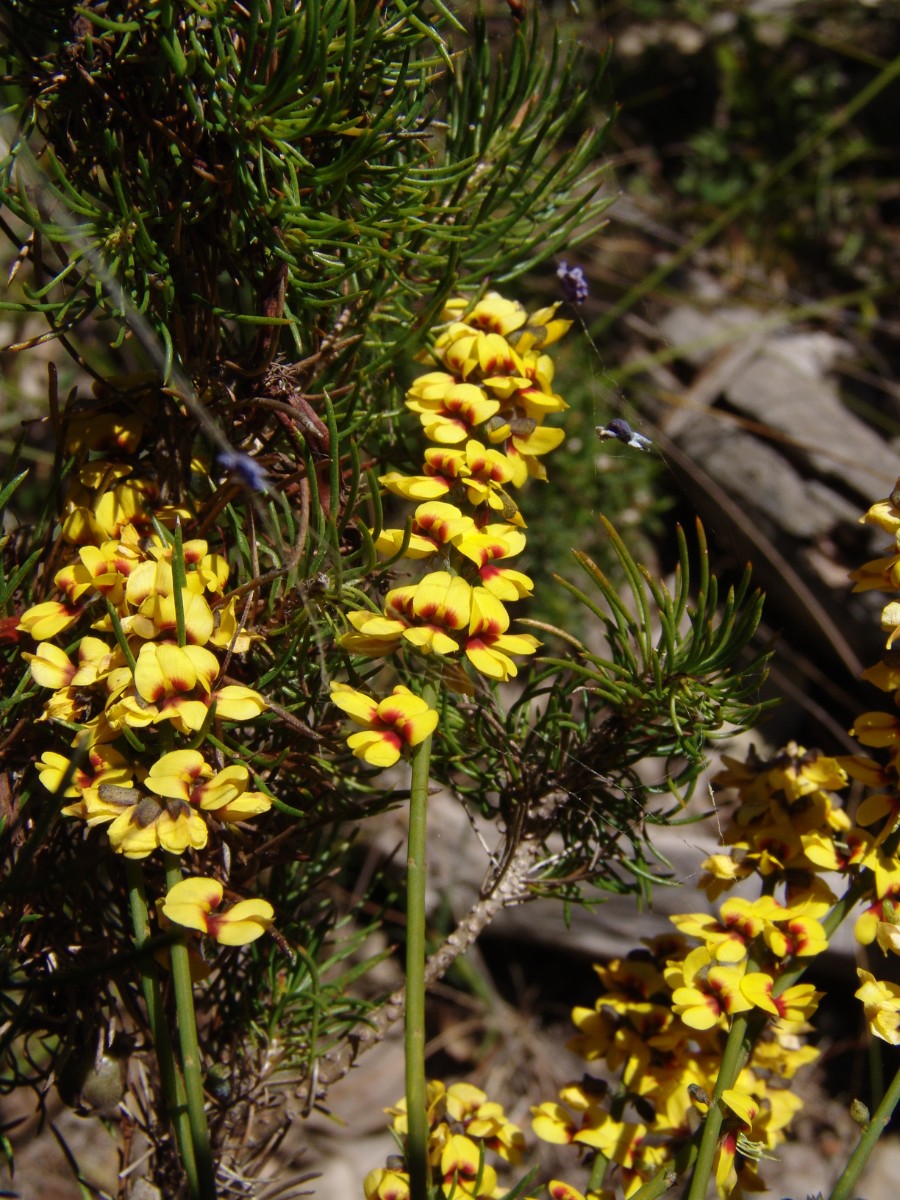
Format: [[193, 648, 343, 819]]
[[443, 607, 469, 630], [472, 617, 502, 638], [375, 702, 404, 727], [440, 415, 471, 435]]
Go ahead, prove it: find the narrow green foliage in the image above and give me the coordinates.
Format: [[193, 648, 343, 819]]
[[0, 0, 611, 405], [554, 518, 769, 749], [435, 518, 769, 897]]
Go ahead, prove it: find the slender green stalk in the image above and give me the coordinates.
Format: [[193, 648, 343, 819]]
[[124, 860, 199, 1192], [104, 597, 138, 672], [683, 879, 869, 1200], [171, 517, 188, 648], [588, 1149, 610, 1191], [405, 681, 438, 1200], [830, 1054, 900, 1200], [683, 1013, 756, 1200], [629, 1164, 680, 1200], [164, 852, 217, 1200]]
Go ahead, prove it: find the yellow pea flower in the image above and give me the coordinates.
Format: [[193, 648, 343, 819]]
[[162, 877, 274, 946], [17, 600, 81, 641], [330, 682, 438, 769], [856, 969, 900, 1045]]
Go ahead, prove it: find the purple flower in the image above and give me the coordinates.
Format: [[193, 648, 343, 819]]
[[218, 449, 271, 492], [596, 418, 653, 452], [557, 260, 589, 305]]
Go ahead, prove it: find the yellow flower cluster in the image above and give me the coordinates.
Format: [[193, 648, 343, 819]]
[[18, 404, 272, 942], [334, 293, 570, 767], [329, 682, 439, 768], [534, 919, 817, 1198], [364, 1080, 526, 1199], [520, 732, 864, 1196], [847, 480, 900, 1039], [525, 479, 900, 1197], [343, 293, 569, 683]]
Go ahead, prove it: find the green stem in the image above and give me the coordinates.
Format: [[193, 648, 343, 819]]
[[830, 1053, 900, 1200], [683, 876, 870, 1200], [629, 1163, 680, 1200], [823, 874, 872, 942], [588, 1150, 611, 1191], [171, 517, 188, 648], [164, 852, 217, 1200], [105, 597, 138, 673], [405, 681, 438, 1200], [124, 861, 199, 1192], [683, 1012, 756, 1200]]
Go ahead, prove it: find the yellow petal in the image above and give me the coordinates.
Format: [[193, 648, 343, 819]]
[[17, 601, 80, 641], [166, 876, 223, 909], [210, 898, 274, 945], [330, 681, 380, 725], [347, 729, 402, 768], [23, 642, 76, 689], [213, 684, 267, 720]]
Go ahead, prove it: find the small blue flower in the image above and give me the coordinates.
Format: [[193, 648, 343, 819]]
[[596, 418, 652, 452], [557, 260, 589, 305], [217, 449, 271, 492]]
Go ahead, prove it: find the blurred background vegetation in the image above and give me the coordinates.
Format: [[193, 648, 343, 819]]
[[513, 0, 900, 746]]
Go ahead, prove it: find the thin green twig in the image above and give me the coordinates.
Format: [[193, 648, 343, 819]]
[[405, 680, 438, 1200], [683, 1012, 755, 1200], [164, 852, 217, 1200], [830, 1054, 900, 1200], [125, 860, 199, 1192]]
